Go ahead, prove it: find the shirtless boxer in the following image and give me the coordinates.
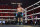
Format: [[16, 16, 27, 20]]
[[16, 4, 24, 25]]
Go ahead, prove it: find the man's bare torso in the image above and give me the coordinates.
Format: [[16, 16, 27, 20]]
[[17, 7, 23, 12]]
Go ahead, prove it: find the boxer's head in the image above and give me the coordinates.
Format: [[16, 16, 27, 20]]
[[18, 4, 22, 8]]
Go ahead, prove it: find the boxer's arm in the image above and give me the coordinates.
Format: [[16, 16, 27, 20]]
[[16, 9, 18, 13], [22, 8, 25, 13], [16, 8, 18, 13]]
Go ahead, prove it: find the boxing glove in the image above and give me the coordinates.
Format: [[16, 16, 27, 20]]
[[16, 13, 17, 16], [21, 13, 24, 16]]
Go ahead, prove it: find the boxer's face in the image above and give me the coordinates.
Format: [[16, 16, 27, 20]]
[[18, 4, 21, 8]]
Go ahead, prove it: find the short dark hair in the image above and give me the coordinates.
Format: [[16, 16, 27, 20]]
[[18, 4, 22, 7]]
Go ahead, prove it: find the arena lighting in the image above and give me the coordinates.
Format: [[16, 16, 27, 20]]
[[26, 1, 40, 9], [27, 6, 40, 12], [0, 9, 16, 10], [11, 3, 22, 4]]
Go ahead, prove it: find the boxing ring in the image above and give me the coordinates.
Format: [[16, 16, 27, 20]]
[[0, 1, 40, 25]]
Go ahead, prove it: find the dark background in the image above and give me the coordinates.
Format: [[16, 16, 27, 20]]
[[0, 0, 39, 8]]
